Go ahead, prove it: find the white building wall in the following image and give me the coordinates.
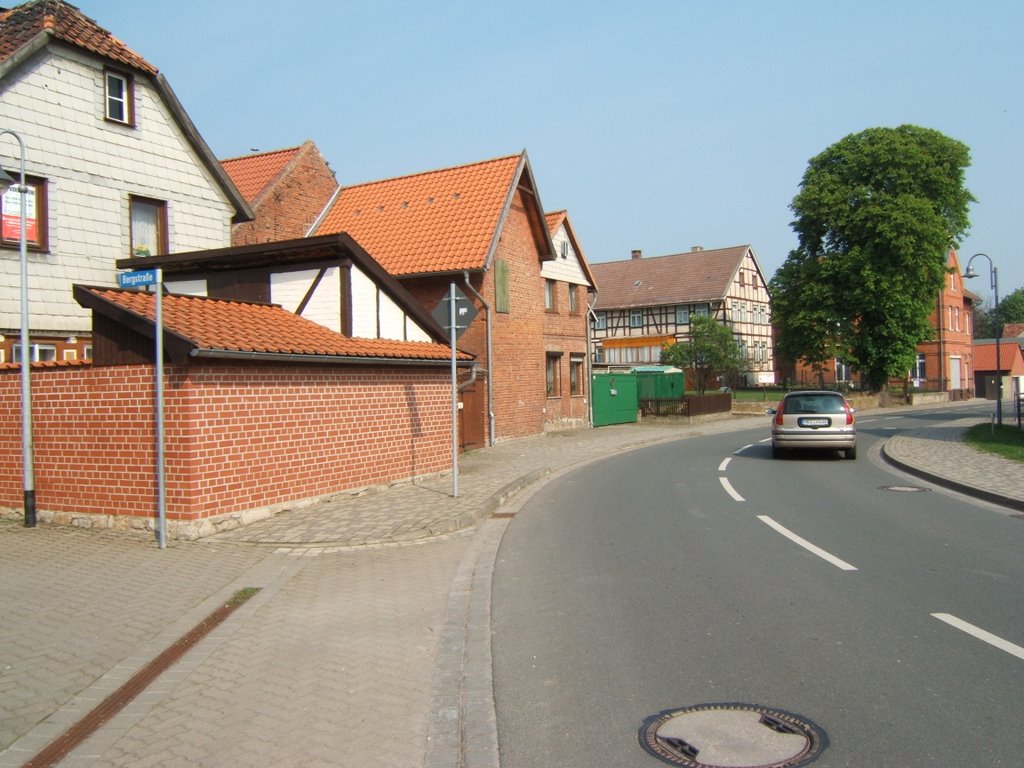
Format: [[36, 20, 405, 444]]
[[271, 268, 342, 334], [0, 47, 234, 335], [540, 224, 590, 285]]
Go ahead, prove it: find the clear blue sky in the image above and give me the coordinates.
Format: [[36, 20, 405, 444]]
[[84, 0, 1022, 305]]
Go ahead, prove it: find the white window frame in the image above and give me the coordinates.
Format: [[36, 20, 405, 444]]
[[105, 70, 133, 124], [629, 309, 643, 328], [594, 312, 607, 331], [675, 305, 690, 325]]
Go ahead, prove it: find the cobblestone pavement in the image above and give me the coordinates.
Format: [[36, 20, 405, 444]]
[[1, 400, 1020, 767]]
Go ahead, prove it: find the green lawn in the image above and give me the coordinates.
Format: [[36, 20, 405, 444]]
[[963, 423, 1024, 463]]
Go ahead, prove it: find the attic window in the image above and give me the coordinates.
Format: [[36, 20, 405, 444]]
[[104, 69, 134, 125], [560, 240, 569, 259]]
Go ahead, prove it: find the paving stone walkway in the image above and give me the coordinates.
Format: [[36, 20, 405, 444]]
[[1, 400, 1020, 767]]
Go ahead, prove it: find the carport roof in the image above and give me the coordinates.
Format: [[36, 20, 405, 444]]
[[74, 285, 471, 365]]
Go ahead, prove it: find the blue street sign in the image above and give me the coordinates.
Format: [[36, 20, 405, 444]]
[[118, 269, 159, 288]]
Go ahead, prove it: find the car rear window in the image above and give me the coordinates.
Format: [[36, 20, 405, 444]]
[[783, 395, 846, 414]]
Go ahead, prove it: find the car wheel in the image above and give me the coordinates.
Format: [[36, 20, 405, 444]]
[[844, 445, 857, 460]]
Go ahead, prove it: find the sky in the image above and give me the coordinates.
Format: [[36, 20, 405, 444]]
[[80, 0, 1022, 306]]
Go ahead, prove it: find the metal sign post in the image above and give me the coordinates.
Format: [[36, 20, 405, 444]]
[[119, 268, 166, 547], [449, 284, 458, 497], [433, 284, 478, 498]]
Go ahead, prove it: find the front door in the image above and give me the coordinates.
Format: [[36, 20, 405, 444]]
[[459, 377, 486, 451]]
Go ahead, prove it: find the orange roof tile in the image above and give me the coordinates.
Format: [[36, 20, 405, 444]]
[[313, 153, 524, 276], [221, 146, 302, 205], [0, 0, 156, 74], [545, 210, 566, 234], [77, 287, 468, 363], [973, 341, 1024, 375]]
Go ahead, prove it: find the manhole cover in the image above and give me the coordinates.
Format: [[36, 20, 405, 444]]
[[878, 485, 930, 493], [639, 704, 826, 767]]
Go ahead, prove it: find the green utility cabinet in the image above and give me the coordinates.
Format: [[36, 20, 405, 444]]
[[633, 367, 685, 401], [591, 373, 639, 426]]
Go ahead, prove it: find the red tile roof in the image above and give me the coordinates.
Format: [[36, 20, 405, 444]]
[[1003, 323, 1024, 339], [77, 287, 467, 362], [591, 245, 752, 310], [972, 341, 1024, 375], [545, 210, 566, 233], [221, 145, 303, 204], [0, 0, 156, 74], [313, 153, 525, 276]]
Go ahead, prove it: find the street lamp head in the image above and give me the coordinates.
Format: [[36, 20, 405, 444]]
[[963, 265, 978, 280]]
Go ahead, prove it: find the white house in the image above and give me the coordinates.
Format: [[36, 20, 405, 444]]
[[0, 0, 251, 363]]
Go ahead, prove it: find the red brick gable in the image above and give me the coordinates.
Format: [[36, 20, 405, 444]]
[[0, 0, 156, 74], [222, 142, 339, 246], [221, 146, 302, 204]]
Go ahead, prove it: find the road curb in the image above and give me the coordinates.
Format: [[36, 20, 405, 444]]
[[880, 441, 1024, 513]]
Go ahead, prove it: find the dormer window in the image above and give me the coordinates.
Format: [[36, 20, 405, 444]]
[[105, 69, 134, 125]]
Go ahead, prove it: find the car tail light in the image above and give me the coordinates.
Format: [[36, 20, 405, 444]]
[[845, 403, 855, 425], [775, 408, 784, 426]]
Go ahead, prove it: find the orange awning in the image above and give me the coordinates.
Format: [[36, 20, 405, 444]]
[[601, 335, 676, 349]]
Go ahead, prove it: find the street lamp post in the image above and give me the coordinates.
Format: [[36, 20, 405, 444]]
[[964, 252, 1001, 426], [0, 128, 37, 526]]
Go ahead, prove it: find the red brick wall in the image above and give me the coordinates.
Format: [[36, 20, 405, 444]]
[[0, 361, 451, 532], [543, 280, 591, 427], [232, 143, 339, 246], [400, 189, 551, 442]]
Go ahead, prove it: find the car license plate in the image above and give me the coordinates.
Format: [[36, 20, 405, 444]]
[[799, 417, 831, 428]]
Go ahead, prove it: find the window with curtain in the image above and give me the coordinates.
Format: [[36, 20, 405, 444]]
[[130, 196, 167, 256]]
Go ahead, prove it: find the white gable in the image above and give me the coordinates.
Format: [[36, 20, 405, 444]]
[[0, 46, 235, 335], [541, 223, 591, 286]]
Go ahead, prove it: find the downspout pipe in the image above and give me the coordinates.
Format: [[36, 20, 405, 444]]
[[463, 271, 495, 446]]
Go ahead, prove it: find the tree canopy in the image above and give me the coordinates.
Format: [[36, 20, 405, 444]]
[[770, 125, 974, 390], [974, 286, 1024, 338], [660, 314, 743, 393]]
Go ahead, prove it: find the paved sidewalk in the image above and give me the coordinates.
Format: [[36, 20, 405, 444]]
[[881, 415, 1024, 512], [1, 401, 1021, 768]]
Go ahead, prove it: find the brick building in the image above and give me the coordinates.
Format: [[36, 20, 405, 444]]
[[309, 151, 596, 444]]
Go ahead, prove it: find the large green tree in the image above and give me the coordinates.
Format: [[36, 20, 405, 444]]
[[771, 125, 974, 390], [661, 314, 744, 393]]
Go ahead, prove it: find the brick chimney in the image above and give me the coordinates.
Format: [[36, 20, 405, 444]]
[[631, 249, 642, 260]]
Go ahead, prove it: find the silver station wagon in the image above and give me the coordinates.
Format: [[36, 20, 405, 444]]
[[767, 390, 857, 460]]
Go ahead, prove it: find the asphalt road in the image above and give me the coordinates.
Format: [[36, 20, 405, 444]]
[[491, 406, 1024, 767]]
